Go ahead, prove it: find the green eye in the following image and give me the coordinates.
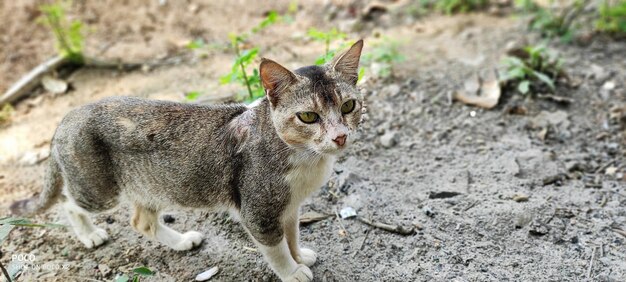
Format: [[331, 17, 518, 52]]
[[341, 100, 356, 114], [296, 112, 319, 124]]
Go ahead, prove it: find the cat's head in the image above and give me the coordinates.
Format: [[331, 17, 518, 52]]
[[260, 40, 364, 155]]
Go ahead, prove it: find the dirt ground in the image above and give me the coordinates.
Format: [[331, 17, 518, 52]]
[[1, 0, 625, 281]]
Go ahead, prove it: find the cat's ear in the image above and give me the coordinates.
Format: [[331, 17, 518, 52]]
[[331, 39, 364, 85], [260, 58, 297, 105]]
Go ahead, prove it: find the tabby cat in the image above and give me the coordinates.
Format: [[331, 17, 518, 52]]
[[11, 40, 364, 281]]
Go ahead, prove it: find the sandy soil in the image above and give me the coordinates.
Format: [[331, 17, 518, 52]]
[[1, 1, 625, 281]]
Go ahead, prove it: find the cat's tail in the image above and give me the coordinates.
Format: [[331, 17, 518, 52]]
[[10, 157, 63, 216]]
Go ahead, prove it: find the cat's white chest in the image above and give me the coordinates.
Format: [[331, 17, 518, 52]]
[[285, 155, 335, 206]]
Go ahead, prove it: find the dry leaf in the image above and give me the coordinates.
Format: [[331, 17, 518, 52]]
[[299, 211, 331, 224], [42, 75, 68, 94], [454, 71, 501, 109]]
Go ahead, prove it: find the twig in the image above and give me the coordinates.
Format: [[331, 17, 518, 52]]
[[352, 229, 370, 258], [612, 228, 626, 238], [1, 55, 181, 106], [242, 246, 258, 252], [334, 209, 350, 241], [595, 160, 615, 174], [0, 55, 67, 105], [586, 246, 596, 279], [356, 217, 415, 236], [0, 259, 11, 282], [64, 276, 104, 282], [599, 193, 608, 208], [464, 200, 478, 212]]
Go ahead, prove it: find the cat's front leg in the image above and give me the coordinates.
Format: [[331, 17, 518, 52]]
[[285, 210, 317, 267], [243, 215, 312, 282]]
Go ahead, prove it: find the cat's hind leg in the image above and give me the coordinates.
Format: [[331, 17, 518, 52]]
[[62, 200, 109, 248], [131, 204, 203, 251]]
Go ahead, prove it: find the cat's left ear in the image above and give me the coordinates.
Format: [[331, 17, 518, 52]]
[[331, 39, 364, 85]]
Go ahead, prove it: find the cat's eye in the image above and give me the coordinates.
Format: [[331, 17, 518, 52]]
[[341, 100, 356, 114], [296, 112, 319, 124]]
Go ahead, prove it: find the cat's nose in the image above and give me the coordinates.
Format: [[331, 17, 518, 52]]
[[333, 134, 347, 147]]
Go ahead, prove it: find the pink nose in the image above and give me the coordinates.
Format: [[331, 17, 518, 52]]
[[333, 134, 347, 147]]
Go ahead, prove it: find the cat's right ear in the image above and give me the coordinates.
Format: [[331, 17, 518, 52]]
[[260, 58, 297, 106]]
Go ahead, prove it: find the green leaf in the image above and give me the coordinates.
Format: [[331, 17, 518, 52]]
[[133, 267, 155, 276], [186, 39, 206, 50], [115, 275, 130, 282], [506, 67, 526, 80], [502, 56, 525, 67], [532, 71, 555, 90], [236, 48, 258, 66], [185, 91, 201, 101], [518, 80, 530, 94], [357, 67, 365, 82], [0, 224, 15, 244], [253, 11, 281, 33]]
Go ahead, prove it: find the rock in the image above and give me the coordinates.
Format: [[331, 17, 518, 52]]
[[514, 213, 532, 228], [602, 81, 616, 90], [605, 166, 617, 176], [529, 220, 549, 236], [512, 193, 529, 202], [98, 264, 111, 276], [566, 161, 586, 173], [589, 64, 610, 82], [195, 266, 219, 281], [339, 207, 357, 219], [19, 148, 50, 166], [429, 191, 461, 199], [42, 75, 69, 94], [422, 206, 435, 217], [530, 110, 569, 129], [381, 84, 401, 97], [380, 131, 397, 148], [163, 214, 176, 223]]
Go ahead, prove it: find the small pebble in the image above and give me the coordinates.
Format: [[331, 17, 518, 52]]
[[195, 266, 219, 281], [380, 131, 397, 148], [163, 214, 176, 223], [105, 216, 115, 224], [512, 193, 529, 202], [422, 206, 435, 217]]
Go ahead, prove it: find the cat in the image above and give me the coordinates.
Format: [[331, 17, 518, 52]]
[[10, 40, 364, 281]]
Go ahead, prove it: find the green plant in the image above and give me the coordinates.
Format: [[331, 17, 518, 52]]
[[595, 0, 626, 34], [526, 0, 590, 42], [307, 28, 347, 57], [500, 45, 564, 95], [221, 11, 282, 102], [0, 217, 65, 282], [405, 0, 434, 18], [39, 1, 85, 64], [184, 91, 202, 102], [436, 0, 488, 14], [362, 39, 405, 78], [514, 0, 539, 12], [0, 104, 14, 125], [114, 267, 155, 282]]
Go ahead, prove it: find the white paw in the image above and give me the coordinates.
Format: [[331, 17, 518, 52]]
[[298, 248, 317, 267], [172, 231, 203, 251], [284, 264, 313, 282], [78, 228, 109, 249]]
